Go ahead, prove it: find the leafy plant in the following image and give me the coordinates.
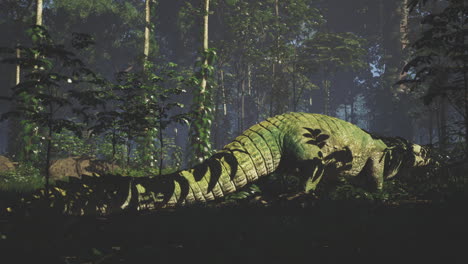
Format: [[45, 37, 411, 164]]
[[188, 48, 217, 165], [400, 0, 468, 156], [92, 61, 189, 173], [0, 163, 44, 192], [51, 128, 95, 159], [0, 25, 103, 192]]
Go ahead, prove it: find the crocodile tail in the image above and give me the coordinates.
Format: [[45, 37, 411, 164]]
[[130, 116, 285, 209]]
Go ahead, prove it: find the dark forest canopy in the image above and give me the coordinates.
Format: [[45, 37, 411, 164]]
[[0, 0, 466, 173]]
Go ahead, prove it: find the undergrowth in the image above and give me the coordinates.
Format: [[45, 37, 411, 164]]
[[0, 163, 45, 193]]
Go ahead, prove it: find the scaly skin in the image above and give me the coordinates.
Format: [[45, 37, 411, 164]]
[[24, 112, 431, 215]]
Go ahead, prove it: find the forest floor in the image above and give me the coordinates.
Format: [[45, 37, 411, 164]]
[[1, 196, 467, 264]]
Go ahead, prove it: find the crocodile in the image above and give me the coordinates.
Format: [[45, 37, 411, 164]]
[[18, 112, 432, 215]]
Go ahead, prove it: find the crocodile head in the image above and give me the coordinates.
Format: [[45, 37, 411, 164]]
[[409, 144, 432, 167]]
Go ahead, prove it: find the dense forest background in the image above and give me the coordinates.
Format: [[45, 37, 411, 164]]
[[0, 0, 467, 190]]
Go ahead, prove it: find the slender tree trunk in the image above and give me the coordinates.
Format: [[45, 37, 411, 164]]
[[26, 0, 43, 164], [237, 76, 241, 134], [241, 76, 245, 131], [144, 0, 151, 64], [398, 0, 409, 86], [45, 126, 51, 196], [247, 64, 252, 96], [344, 103, 348, 121], [270, 0, 280, 117], [323, 76, 330, 116], [221, 69, 226, 116], [201, 0, 210, 94], [141, 0, 156, 168], [269, 63, 276, 116], [400, 0, 409, 50], [45, 102, 53, 196], [292, 48, 297, 112], [189, 0, 211, 164], [36, 0, 43, 26], [15, 44, 20, 85], [159, 118, 164, 176], [198, 0, 210, 106], [213, 68, 223, 150]]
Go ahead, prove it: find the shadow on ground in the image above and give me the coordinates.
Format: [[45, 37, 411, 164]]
[[1, 198, 467, 264]]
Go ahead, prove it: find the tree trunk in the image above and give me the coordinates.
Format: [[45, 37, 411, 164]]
[[400, 0, 409, 51], [221, 69, 226, 116], [25, 0, 43, 163], [144, 0, 151, 64], [240, 73, 245, 132], [269, 62, 276, 116], [344, 103, 348, 121], [323, 77, 330, 116], [15, 44, 20, 85], [142, 0, 156, 168], [247, 64, 252, 96], [201, 0, 210, 94], [292, 48, 297, 112], [36, 0, 43, 26], [213, 69, 222, 150], [270, 0, 280, 117], [189, 0, 211, 164], [158, 118, 164, 176], [398, 0, 409, 86], [45, 96, 54, 196], [45, 119, 52, 196], [375, 0, 413, 139]]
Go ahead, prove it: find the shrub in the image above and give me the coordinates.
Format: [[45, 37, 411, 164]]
[[0, 163, 45, 192]]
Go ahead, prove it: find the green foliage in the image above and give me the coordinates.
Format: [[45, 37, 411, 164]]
[[0, 25, 102, 161], [0, 25, 105, 194], [92, 60, 188, 171], [401, 0, 468, 154], [188, 48, 218, 164], [401, 0, 467, 106], [113, 166, 179, 178], [215, 0, 325, 115], [51, 128, 95, 159], [95, 133, 127, 165], [0, 163, 44, 192], [300, 32, 367, 74]]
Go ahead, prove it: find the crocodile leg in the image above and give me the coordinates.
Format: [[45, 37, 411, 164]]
[[290, 142, 326, 193], [361, 155, 385, 190], [300, 158, 325, 193]]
